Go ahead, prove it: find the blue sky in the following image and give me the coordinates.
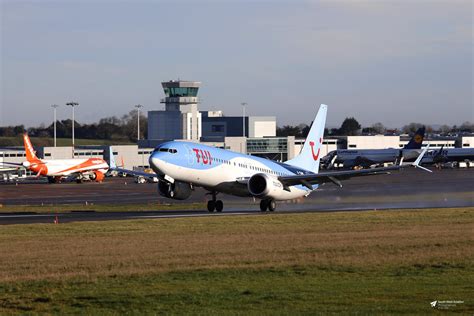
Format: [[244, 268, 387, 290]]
[[1, 0, 472, 128]]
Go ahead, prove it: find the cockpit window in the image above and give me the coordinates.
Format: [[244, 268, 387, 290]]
[[153, 146, 177, 154]]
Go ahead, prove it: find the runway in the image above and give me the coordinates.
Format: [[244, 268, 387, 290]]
[[0, 168, 473, 225]]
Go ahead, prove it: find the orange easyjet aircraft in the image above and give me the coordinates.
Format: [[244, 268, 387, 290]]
[[20, 134, 109, 183]]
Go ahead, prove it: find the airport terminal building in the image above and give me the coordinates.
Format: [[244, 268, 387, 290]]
[[3, 134, 472, 175], [1, 80, 473, 176]]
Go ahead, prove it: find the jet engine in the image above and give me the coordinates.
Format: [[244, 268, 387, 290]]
[[158, 180, 192, 200], [248, 173, 285, 199], [92, 171, 105, 182]]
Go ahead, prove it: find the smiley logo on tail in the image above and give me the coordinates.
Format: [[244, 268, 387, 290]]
[[309, 138, 322, 161]]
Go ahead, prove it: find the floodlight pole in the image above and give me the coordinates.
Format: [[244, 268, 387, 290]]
[[135, 104, 144, 141], [241, 102, 247, 138], [51, 104, 59, 147], [66, 102, 79, 156]]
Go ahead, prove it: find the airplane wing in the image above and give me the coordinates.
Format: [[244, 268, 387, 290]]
[[0, 162, 23, 167], [112, 167, 158, 179], [278, 165, 399, 189], [352, 156, 380, 168], [278, 145, 431, 190], [107, 147, 159, 180]]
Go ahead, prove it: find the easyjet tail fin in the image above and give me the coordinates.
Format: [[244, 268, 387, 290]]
[[23, 133, 40, 162], [285, 104, 327, 173]]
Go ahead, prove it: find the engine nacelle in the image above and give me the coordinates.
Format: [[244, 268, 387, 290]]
[[158, 180, 192, 200], [248, 173, 285, 199], [93, 171, 105, 182]]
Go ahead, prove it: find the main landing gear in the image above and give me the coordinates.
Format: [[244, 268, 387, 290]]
[[259, 199, 276, 212], [207, 191, 224, 212], [47, 176, 62, 184]]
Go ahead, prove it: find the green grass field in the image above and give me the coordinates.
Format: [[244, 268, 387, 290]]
[[0, 208, 472, 314], [0, 136, 133, 147]]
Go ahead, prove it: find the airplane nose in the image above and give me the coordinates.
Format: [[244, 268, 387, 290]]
[[149, 154, 164, 175]]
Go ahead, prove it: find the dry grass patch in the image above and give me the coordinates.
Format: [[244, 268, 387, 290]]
[[0, 207, 472, 282]]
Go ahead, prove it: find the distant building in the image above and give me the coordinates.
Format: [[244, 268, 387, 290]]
[[2, 133, 473, 175], [201, 112, 276, 142], [457, 136, 474, 148], [201, 112, 247, 141], [346, 135, 400, 149]]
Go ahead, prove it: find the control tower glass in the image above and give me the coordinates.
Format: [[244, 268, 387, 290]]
[[163, 87, 199, 97]]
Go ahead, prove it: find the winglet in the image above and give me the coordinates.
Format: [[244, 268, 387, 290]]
[[412, 143, 432, 173]]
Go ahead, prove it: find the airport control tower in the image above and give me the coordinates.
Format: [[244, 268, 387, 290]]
[[148, 80, 202, 141]]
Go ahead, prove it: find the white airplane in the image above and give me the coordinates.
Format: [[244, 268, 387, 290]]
[[323, 126, 426, 169], [114, 104, 430, 212], [3, 134, 109, 183]]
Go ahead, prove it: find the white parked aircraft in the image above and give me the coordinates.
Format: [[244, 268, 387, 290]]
[[114, 104, 430, 212], [3, 134, 109, 183], [323, 126, 426, 169]]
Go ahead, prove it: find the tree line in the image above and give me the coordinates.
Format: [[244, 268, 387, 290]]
[[1, 114, 472, 140], [276, 117, 473, 138], [0, 111, 147, 141]]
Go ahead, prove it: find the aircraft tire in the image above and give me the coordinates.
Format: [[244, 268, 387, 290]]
[[268, 199, 276, 212], [207, 200, 215, 212], [215, 200, 224, 212], [259, 200, 268, 212]]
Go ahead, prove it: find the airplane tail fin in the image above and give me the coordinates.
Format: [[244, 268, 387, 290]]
[[285, 104, 327, 173], [404, 126, 425, 149], [108, 147, 117, 169], [23, 133, 40, 162], [107, 147, 125, 169]]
